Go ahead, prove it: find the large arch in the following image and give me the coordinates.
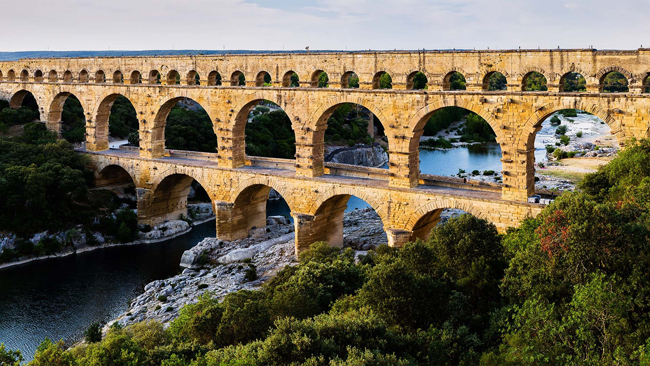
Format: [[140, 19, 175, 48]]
[[145, 172, 212, 226], [406, 199, 488, 242], [48, 91, 87, 142], [151, 96, 217, 157], [93, 93, 139, 151], [9, 89, 39, 111]]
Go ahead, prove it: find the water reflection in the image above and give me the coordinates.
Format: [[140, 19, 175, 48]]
[[419, 142, 503, 176]]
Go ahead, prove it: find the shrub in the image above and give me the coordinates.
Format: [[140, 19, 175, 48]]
[[472, 170, 479, 175], [553, 148, 568, 160], [483, 170, 495, 176], [244, 265, 258, 282], [556, 125, 568, 135], [560, 135, 571, 145], [550, 115, 561, 125], [576, 131, 583, 138], [84, 322, 103, 343], [197, 284, 208, 290], [0, 343, 23, 365], [158, 295, 168, 302], [546, 145, 555, 153]]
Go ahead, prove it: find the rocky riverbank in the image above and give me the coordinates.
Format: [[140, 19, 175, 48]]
[[325, 143, 388, 168], [0, 203, 215, 270]]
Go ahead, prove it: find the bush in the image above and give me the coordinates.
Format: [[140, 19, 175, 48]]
[[556, 125, 568, 135], [483, 170, 495, 176], [576, 131, 583, 138], [550, 115, 562, 125], [472, 170, 480, 175], [0, 343, 23, 365], [560, 135, 571, 145], [420, 137, 452, 149], [158, 295, 168, 302], [546, 145, 556, 153], [84, 322, 103, 343], [553, 148, 568, 160], [244, 265, 258, 282]]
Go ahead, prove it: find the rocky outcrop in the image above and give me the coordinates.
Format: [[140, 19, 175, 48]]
[[141, 220, 191, 241], [325, 143, 388, 168]]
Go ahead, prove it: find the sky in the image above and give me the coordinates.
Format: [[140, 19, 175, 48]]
[[1, 0, 648, 52]]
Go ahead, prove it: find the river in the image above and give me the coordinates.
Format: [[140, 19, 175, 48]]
[[0, 143, 504, 360]]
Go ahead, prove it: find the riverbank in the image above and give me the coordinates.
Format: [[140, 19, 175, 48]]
[[0, 203, 215, 270]]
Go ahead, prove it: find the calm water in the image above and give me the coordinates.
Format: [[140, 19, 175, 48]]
[[0, 143, 501, 359]]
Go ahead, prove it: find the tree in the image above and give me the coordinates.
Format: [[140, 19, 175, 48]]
[[0, 343, 22, 366], [412, 72, 428, 89]]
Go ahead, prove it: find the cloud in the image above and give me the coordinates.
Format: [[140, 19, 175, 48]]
[[0, 0, 647, 51]]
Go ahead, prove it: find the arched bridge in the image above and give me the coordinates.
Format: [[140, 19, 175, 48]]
[[1, 49, 649, 252]]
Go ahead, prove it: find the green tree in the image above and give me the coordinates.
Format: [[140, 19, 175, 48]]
[[412, 72, 428, 89], [0, 343, 23, 366]]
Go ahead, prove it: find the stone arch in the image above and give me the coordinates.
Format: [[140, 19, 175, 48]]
[[643, 73, 650, 93], [92, 93, 139, 151], [230, 91, 298, 165], [145, 170, 213, 225], [558, 71, 587, 92], [231, 70, 245, 86], [33, 70, 43, 82], [597, 66, 631, 93], [130, 70, 142, 84], [47, 91, 89, 128], [406, 199, 488, 241], [186, 70, 200, 85], [0, 70, 3, 81], [9, 88, 40, 112], [520, 68, 549, 91], [149, 70, 161, 84], [372, 70, 392, 89], [406, 70, 428, 90], [308, 187, 388, 223], [95, 70, 105, 83], [282, 70, 298, 87], [166, 70, 180, 85], [255, 70, 272, 87], [79, 70, 89, 83], [207, 71, 222, 86], [308, 95, 389, 133], [228, 177, 296, 211], [442, 69, 467, 90], [63, 70, 73, 83], [20, 69, 29, 82], [341, 71, 358, 89], [7, 69, 15, 81], [112, 70, 124, 84], [95, 163, 138, 188], [150, 167, 213, 200], [48, 70, 58, 82], [311, 70, 328, 87], [151, 96, 217, 157], [482, 70, 508, 91]]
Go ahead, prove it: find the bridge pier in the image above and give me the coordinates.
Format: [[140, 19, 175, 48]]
[[386, 228, 413, 248]]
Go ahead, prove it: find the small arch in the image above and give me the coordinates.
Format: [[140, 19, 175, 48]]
[[231, 71, 245, 86], [166, 70, 180, 85], [34, 70, 43, 82], [7, 69, 16, 81], [372, 71, 392, 89], [0, 70, 3, 81], [407, 71, 428, 90], [522, 71, 548, 91], [48, 70, 58, 82], [483, 71, 507, 91], [207, 71, 222, 86], [112, 70, 124, 84], [643, 73, 650, 94], [79, 70, 89, 83], [311, 70, 329, 88], [341, 71, 359, 89], [559, 72, 586, 92], [186, 70, 200, 85], [20, 70, 29, 82], [282, 71, 299, 87], [149, 70, 161, 84], [443, 71, 466, 91], [95, 70, 105, 83], [255, 71, 272, 87], [63, 70, 73, 83], [599, 71, 629, 93], [130, 70, 142, 84]]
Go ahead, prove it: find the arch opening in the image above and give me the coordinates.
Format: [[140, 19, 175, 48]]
[[530, 108, 618, 195], [95, 70, 105, 83], [407, 71, 428, 90], [154, 98, 217, 155], [130, 71, 142, 84], [113, 70, 124, 84], [166, 70, 180, 85], [600, 71, 629, 93], [2, 91, 40, 133], [48, 70, 58, 82], [282, 71, 299, 87], [231, 71, 245, 86], [408, 209, 473, 242], [416, 107, 500, 181], [149, 70, 161, 84], [483, 71, 507, 91], [147, 174, 212, 227], [311, 70, 329, 88], [255, 71, 272, 87], [227, 184, 292, 241], [79, 70, 89, 83], [322, 103, 388, 169], [57, 94, 86, 145], [372, 71, 392, 89], [341, 71, 359, 89], [235, 100, 296, 160], [95, 94, 139, 150], [96, 165, 136, 192], [0, 70, 3, 81], [443, 71, 466, 91], [63, 70, 73, 83], [560, 72, 586, 92], [644, 74, 650, 94], [311, 195, 386, 249], [207, 71, 222, 86], [186, 70, 200, 85], [7, 69, 16, 81], [34, 70, 43, 82], [522, 72, 547, 91], [20, 70, 29, 82]]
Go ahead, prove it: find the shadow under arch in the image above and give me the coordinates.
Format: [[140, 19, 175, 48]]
[[482, 70, 508, 91], [145, 173, 212, 226], [151, 96, 217, 158], [406, 199, 487, 242], [92, 93, 139, 151], [95, 163, 137, 189], [9, 88, 40, 112], [308, 192, 386, 248]]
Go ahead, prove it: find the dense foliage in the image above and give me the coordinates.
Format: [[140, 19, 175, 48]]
[[165, 105, 217, 153], [422, 107, 496, 143], [108, 96, 138, 139], [0, 99, 40, 133], [448, 72, 466, 90], [487, 72, 507, 91], [323, 103, 374, 146], [602, 71, 629, 93], [562, 72, 587, 92], [16, 138, 650, 365], [245, 107, 296, 159], [524, 72, 548, 91]]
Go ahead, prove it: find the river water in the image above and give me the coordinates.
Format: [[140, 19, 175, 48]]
[[0, 143, 503, 360]]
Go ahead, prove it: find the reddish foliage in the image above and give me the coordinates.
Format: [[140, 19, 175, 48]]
[[536, 210, 570, 258]]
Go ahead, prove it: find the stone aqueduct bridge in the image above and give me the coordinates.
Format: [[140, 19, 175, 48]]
[[1, 49, 650, 252]]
